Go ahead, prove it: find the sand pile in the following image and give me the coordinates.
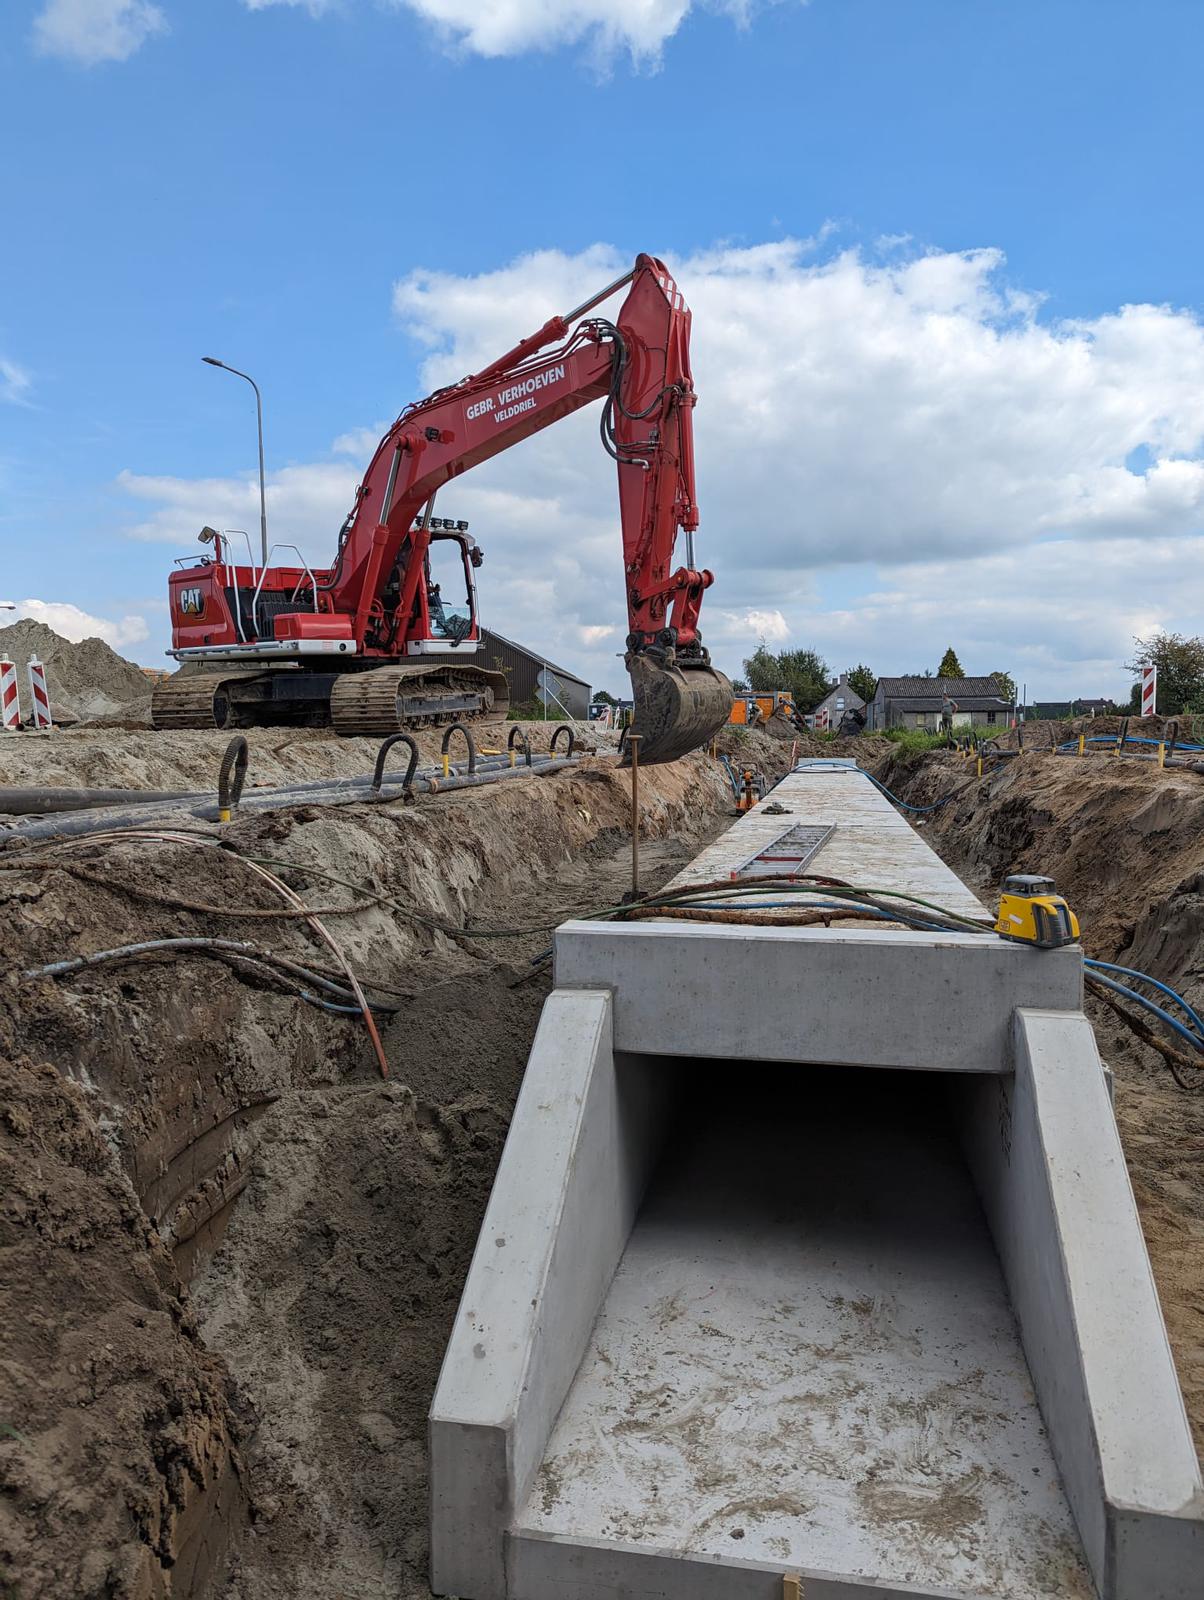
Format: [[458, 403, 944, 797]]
[[0, 619, 154, 726]]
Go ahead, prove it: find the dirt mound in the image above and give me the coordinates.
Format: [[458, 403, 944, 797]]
[[0, 1056, 245, 1600], [989, 712, 1204, 753], [0, 620, 153, 726]]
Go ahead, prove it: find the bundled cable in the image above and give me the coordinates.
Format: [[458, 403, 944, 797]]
[[1083, 958, 1204, 1092]]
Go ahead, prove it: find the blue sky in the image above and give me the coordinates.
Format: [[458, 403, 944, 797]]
[[4, 0, 1204, 698]]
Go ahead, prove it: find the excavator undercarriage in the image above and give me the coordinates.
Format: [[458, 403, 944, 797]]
[[151, 663, 511, 736]]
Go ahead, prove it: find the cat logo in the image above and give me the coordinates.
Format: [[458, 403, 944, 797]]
[[179, 587, 205, 617]]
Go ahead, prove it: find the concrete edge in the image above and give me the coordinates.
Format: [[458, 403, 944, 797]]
[[429, 988, 613, 1600], [967, 1008, 1202, 1598], [507, 1527, 985, 1600], [553, 921, 1081, 1072]]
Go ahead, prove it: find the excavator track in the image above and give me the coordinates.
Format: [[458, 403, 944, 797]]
[[329, 663, 511, 737], [150, 670, 270, 731]]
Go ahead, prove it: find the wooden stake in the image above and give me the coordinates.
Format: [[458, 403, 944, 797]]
[[783, 1574, 804, 1600]]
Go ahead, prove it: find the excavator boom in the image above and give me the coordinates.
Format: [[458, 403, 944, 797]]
[[158, 254, 731, 762]]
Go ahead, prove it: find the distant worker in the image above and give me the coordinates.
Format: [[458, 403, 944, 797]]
[[941, 690, 958, 740]]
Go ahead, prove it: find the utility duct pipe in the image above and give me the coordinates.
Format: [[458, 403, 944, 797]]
[[0, 757, 581, 844]]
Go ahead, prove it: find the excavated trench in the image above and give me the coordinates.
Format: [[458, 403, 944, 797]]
[[0, 723, 802, 1600], [3, 728, 1202, 1599]]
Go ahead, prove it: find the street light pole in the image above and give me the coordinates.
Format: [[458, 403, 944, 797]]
[[202, 357, 269, 566]]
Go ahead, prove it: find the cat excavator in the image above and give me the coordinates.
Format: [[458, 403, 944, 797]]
[[153, 253, 732, 764]]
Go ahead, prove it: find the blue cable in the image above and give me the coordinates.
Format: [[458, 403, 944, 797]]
[[860, 770, 953, 814], [717, 752, 742, 801], [1085, 970, 1204, 1055], [1085, 959, 1204, 1041]]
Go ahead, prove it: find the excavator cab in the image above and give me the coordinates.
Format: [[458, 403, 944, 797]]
[[414, 523, 483, 652]]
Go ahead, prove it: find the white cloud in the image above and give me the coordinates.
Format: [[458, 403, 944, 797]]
[[242, 0, 768, 64], [118, 236, 1204, 699], [0, 356, 32, 406], [14, 599, 149, 648], [719, 608, 791, 643], [117, 461, 360, 552], [32, 0, 167, 65]]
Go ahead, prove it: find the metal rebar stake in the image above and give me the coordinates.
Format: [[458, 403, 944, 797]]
[[628, 733, 641, 901]]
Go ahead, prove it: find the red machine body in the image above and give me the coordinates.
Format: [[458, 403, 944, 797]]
[[158, 254, 731, 760]]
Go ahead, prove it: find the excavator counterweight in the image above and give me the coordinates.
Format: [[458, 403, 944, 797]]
[[157, 253, 731, 762]]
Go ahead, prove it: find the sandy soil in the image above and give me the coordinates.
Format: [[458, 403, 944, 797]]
[[0, 719, 607, 798], [0, 730, 790, 1599]]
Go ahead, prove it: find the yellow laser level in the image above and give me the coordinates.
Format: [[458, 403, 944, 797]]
[[994, 874, 1080, 949]]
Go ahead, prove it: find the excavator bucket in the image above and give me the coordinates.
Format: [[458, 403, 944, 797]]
[[624, 653, 733, 765]]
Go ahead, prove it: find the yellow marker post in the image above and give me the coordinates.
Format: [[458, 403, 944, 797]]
[[1158, 741, 1166, 769], [976, 753, 983, 778], [509, 748, 516, 768], [1078, 733, 1085, 757], [442, 753, 451, 778]]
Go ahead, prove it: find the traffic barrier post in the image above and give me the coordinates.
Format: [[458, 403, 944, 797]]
[[26, 656, 51, 730], [0, 658, 19, 731]]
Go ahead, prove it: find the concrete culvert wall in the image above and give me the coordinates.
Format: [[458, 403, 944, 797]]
[[879, 744, 1204, 1459], [0, 727, 801, 1600]]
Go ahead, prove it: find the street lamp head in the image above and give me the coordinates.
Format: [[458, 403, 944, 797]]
[[202, 356, 223, 367]]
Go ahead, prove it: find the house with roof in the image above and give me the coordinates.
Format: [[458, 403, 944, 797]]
[[867, 676, 1012, 732], [811, 672, 867, 730]]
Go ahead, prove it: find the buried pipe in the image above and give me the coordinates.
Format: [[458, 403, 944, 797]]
[[1, 755, 583, 843], [0, 786, 203, 815]]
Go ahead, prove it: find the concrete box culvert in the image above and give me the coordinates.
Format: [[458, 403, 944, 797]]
[[431, 763, 1203, 1600]]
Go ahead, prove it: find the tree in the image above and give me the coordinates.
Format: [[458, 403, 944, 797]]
[[730, 677, 749, 694], [990, 670, 1017, 705], [846, 664, 876, 704], [743, 645, 829, 712], [591, 688, 619, 706], [937, 648, 965, 679], [1126, 632, 1204, 715]]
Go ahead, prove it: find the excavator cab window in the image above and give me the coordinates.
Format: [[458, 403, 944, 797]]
[[424, 532, 478, 644]]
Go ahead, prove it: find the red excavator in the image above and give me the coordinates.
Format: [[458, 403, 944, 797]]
[[154, 253, 732, 763]]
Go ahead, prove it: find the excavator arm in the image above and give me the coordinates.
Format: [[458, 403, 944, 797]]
[[328, 254, 731, 762]]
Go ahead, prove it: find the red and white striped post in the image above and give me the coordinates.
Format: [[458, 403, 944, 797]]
[[0, 658, 20, 731], [1141, 665, 1157, 719], [817, 707, 829, 731], [26, 655, 52, 729]]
